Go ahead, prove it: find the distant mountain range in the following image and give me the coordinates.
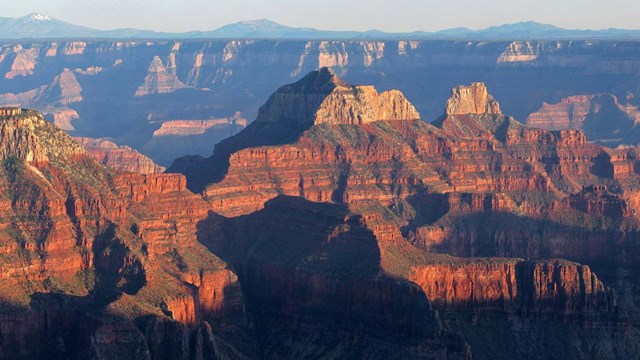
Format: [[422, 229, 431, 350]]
[[2, 13, 640, 40]]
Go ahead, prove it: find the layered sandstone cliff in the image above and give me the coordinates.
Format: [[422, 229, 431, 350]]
[[151, 118, 247, 137], [76, 137, 165, 174], [5, 68, 640, 359], [410, 258, 619, 325], [0, 109, 251, 359], [445, 82, 502, 116], [525, 93, 640, 145], [175, 71, 640, 335]]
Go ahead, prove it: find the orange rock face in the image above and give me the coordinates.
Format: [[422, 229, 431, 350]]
[[410, 259, 620, 324], [5, 68, 640, 358], [445, 82, 502, 116], [0, 109, 249, 359], [76, 137, 165, 174]]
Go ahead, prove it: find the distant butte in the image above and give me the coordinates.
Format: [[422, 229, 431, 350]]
[[256, 67, 420, 126], [445, 82, 502, 116]]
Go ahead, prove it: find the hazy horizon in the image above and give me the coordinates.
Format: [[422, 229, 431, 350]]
[[4, 0, 640, 33]]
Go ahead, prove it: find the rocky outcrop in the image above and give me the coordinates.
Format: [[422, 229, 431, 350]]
[[256, 67, 420, 126], [0, 108, 85, 163], [445, 82, 501, 116], [76, 137, 165, 174], [173, 72, 640, 358], [0, 68, 83, 131], [525, 93, 640, 146], [0, 68, 83, 107], [526, 95, 600, 130], [181, 74, 619, 218], [151, 118, 247, 137], [169, 68, 422, 192], [410, 259, 621, 325], [198, 196, 464, 358], [5, 67, 640, 358], [4, 44, 38, 79], [135, 55, 188, 96], [143, 116, 247, 166], [48, 108, 80, 130]]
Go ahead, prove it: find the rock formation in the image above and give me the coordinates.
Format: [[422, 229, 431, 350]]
[[526, 93, 640, 147], [0, 109, 252, 359], [256, 67, 420, 126], [3, 39, 640, 165], [171, 71, 640, 358], [75, 137, 165, 174], [143, 117, 247, 165], [0, 68, 83, 130], [151, 118, 247, 137], [410, 258, 619, 325], [134, 55, 189, 96], [445, 82, 502, 116], [5, 68, 640, 358]]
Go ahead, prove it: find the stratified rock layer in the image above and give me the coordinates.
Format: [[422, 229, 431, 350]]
[[3, 39, 640, 164], [0, 110, 251, 359], [445, 82, 501, 116], [410, 258, 618, 324], [525, 93, 640, 146], [175, 71, 640, 358], [76, 137, 165, 174], [5, 68, 640, 359]]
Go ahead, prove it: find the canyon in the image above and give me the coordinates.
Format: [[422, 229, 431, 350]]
[[3, 66, 640, 359], [0, 108, 253, 359], [171, 70, 640, 358], [1, 40, 640, 167]]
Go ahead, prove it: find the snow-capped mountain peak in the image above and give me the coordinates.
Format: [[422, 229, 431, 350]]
[[26, 13, 53, 21]]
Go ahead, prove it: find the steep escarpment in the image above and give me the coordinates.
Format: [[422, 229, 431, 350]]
[[0, 68, 83, 130], [76, 137, 165, 174], [179, 76, 620, 217], [526, 93, 640, 147], [410, 258, 620, 325], [6, 68, 640, 358], [445, 82, 502, 116], [0, 109, 252, 359]]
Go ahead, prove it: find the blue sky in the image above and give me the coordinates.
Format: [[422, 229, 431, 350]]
[[3, 0, 639, 32]]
